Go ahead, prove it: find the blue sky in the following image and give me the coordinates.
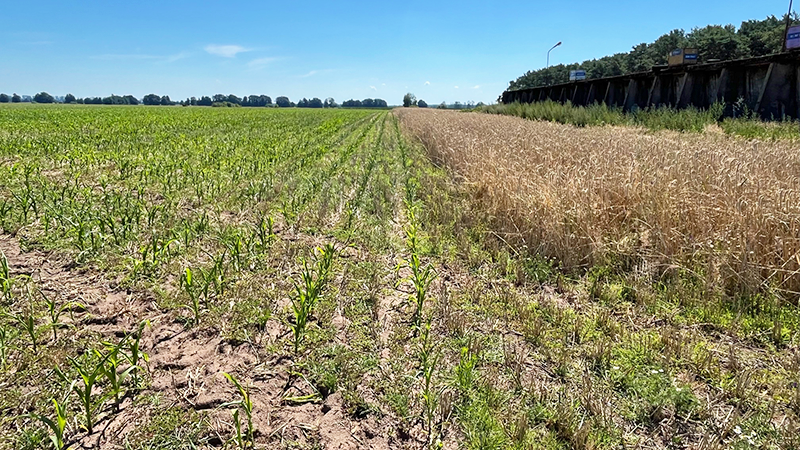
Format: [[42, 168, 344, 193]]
[[0, 0, 791, 105]]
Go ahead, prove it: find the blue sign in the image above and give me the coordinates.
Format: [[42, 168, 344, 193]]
[[684, 54, 698, 60], [671, 49, 683, 56]]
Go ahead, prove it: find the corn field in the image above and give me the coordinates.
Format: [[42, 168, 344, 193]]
[[1, 104, 800, 449]]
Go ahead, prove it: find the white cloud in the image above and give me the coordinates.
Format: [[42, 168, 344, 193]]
[[204, 44, 249, 58], [248, 57, 278, 68], [382, 83, 386, 86], [424, 81, 431, 85], [370, 86, 377, 91], [472, 85, 480, 89], [300, 70, 318, 77], [454, 86, 459, 89]]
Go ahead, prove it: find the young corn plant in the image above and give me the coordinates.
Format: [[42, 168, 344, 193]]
[[98, 339, 139, 411], [418, 319, 443, 448], [30, 381, 75, 450], [29, 382, 75, 450], [404, 209, 436, 329], [124, 320, 150, 389], [254, 215, 276, 251], [0, 250, 11, 303], [221, 372, 254, 449], [180, 267, 202, 325], [290, 244, 336, 353], [42, 290, 82, 342], [57, 351, 111, 434]]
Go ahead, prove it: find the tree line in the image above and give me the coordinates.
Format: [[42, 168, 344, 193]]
[[509, 14, 797, 89], [0, 92, 390, 108]]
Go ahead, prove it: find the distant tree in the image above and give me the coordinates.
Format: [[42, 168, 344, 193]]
[[362, 98, 375, 108], [197, 96, 213, 106], [226, 94, 241, 105], [437, 102, 447, 109], [12, 94, 21, 103], [160, 95, 173, 106], [342, 99, 362, 108], [0, 93, 9, 103], [243, 95, 271, 107], [213, 94, 227, 103], [33, 92, 55, 103], [324, 97, 337, 108], [76, 98, 84, 104], [403, 93, 416, 107], [64, 93, 76, 104], [123, 95, 139, 105], [373, 99, 388, 107], [308, 97, 323, 108], [142, 94, 161, 105], [190, 97, 198, 106], [276, 96, 292, 107], [417, 99, 428, 108]]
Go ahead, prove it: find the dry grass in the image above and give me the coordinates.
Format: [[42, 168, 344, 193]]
[[396, 108, 800, 298]]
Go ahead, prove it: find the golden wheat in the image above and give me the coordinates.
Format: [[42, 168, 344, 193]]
[[397, 108, 800, 297]]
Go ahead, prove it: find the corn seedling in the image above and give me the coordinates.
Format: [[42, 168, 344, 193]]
[[181, 267, 202, 325], [403, 209, 435, 329], [254, 215, 276, 251], [124, 320, 150, 388], [42, 290, 82, 342], [97, 339, 139, 411], [418, 319, 442, 447], [0, 250, 10, 302], [29, 381, 75, 450], [57, 351, 112, 434], [290, 244, 335, 352], [7, 308, 42, 353], [221, 372, 254, 449]]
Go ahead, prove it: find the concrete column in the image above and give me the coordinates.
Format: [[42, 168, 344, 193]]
[[757, 63, 795, 119], [647, 76, 661, 107], [676, 73, 694, 108], [623, 79, 637, 111]]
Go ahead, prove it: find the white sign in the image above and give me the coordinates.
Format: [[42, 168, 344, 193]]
[[569, 70, 586, 81]]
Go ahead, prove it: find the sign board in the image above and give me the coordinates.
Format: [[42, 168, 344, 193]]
[[668, 48, 698, 66], [569, 70, 586, 81], [788, 25, 800, 50]]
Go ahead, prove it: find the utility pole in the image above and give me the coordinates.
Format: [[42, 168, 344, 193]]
[[547, 41, 562, 69], [783, 0, 794, 52], [547, 41, 562, 86]]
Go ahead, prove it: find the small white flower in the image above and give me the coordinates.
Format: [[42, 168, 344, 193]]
[[613, 366, 620, 370], [733, 425, 742, 435], [658, 369, 664, 373], [676, 387, 682, 392], [651, 369, 659, 374]]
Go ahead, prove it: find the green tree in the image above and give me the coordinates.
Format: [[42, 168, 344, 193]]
[[33, 92, 55, 103], [687, 24, 747, 61], [0, 93, 9, 103], [11, 94, 21, 103], [276, 96, 292, 107], [417, 99, 428, 108], [403, 93, 416, 107], [64, 93, 76, 103]]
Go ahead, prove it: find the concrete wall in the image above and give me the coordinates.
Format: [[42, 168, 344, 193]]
[[501, 52, 800, 120]]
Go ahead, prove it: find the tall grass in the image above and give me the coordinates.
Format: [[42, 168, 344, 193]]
[[482, 101, 800, 139], [397, 108, 800, 298]]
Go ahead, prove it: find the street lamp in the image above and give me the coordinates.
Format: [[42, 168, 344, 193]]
[[783, 0, 794, 52], [547, 41, 562, 69], [546, 41, 562, 86]]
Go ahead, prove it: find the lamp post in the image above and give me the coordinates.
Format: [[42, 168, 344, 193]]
[[783, 0, 794, 52], [546, 41, 561, 86], [547, 41, 562, 69]]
